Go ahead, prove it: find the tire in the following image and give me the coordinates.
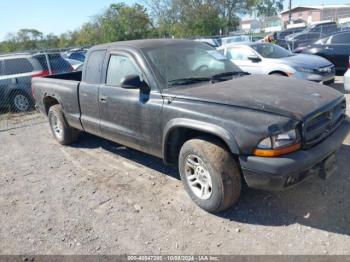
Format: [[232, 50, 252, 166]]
[[11, 91, 33, 112], [48, 104, 79, 145], [178, 137, 241, 213]]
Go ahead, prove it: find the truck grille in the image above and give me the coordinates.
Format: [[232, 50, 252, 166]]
[[302, 98, 346, 149]]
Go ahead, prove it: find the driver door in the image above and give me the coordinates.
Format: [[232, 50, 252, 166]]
[[99, 51, 164, 156]]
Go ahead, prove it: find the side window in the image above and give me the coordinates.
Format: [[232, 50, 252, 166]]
[[85, 50, 106, 84], [4, 58, 33, 75], [331, 33, 350, 44], [0, 61, 3, 76], [312, 27, 321, 33], [325, 25, 337, 34], [48, 54, 72, 73], [227, 47, 254, 61], [308, 34, 319, 40], [33, 54, 49, 70], [106, 55, 140, 86]]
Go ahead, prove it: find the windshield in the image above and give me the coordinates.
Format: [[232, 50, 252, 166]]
[[222, 35, 251, 45], [142, 41, 242, 88], [251, 43, 293, 58]]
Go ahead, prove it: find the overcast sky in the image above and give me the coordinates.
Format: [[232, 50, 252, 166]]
[[0, 0, 349, 41]]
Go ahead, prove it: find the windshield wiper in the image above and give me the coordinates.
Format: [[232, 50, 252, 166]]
[[168, 77, 211, 86], [211, 71, 250, 81]]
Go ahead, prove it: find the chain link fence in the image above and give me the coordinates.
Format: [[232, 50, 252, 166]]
[[0, 49, 85, 132]]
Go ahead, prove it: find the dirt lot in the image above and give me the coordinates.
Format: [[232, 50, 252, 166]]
[[0, 79, 349, 255]]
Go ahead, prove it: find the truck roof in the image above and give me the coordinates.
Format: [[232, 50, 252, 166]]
[[90, 39, 198, 51]]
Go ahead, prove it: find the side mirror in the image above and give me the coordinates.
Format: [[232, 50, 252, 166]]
[[247, 55, 262, 63], [120, 75, 150, 93]]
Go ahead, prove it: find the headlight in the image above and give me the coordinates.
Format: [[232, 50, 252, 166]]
[[297, 67, 314, 73], [253, 129, 301, 157]]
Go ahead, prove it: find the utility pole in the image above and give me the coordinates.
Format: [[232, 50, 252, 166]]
[[289, 0, 292, 24]]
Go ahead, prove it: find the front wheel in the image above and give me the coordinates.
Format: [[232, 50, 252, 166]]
[[179, 137, 241, 213], [48, 104, 79, 145]]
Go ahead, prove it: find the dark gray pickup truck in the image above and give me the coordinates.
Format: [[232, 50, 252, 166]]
[[32, 39, 350, 213]]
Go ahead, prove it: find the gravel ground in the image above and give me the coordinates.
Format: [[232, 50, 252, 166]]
[[0, 79, 349, 255]]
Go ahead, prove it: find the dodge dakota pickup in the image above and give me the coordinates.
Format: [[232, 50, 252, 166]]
[[32, 39, 349, 213]]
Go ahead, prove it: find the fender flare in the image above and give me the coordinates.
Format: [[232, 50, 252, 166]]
[[43, 93, 64, 115], [162, 118, 240, 161]]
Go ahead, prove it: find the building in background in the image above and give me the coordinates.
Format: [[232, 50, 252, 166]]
[[239, 19, 261, 33], [281, 5, 350, 26], [262, 16, 283, 32]]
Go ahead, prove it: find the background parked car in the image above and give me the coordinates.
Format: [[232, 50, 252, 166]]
[[340, 21, 350, 31], [194, 38, 220, 48], [275, 27, 306, 49], [218, 43, 335, 84], [75, 63, 84, 72], [286, 32, 327, 51], [303, 21, 339, 35], [221, 35, 253, 45], [33, 52, 74, 75], [296, 30, 350, 75], [344, 57, 350, 91], [63, 49, 87, 62], [0, 52, 74, 113], [285, 21, 339, 51], [65, 58, 83, 71], [0, 54, 43, 112], [275, 26, 306, 41]]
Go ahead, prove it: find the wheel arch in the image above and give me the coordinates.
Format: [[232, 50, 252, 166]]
[[268, 70, 289, 76], [163, 119, 240, 165], [43, 95, 61, 115]]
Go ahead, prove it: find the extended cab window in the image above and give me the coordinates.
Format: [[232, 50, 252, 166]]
[[106, 55, 140, 86], [85, 50, 106, 84]]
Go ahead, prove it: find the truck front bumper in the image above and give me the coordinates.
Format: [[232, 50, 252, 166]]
[[239, 118, 350, 191]]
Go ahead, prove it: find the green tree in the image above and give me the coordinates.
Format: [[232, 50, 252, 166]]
[[45, 33, 60, 49], [17, 29, 44, 50], [97, 3, 151, 42], [256, 0, 283, 19], [145, 0, 257, 37]]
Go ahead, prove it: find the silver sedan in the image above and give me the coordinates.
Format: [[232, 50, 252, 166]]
[[218, 43, 335, 85]]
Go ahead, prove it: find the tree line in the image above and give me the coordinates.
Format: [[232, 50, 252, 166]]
[[0, 0, 283, 53]]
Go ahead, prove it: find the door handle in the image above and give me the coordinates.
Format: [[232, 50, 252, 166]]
[[99, 96, 107, 103]]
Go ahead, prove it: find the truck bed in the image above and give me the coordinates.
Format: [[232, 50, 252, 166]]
[[45, 71, 82, 81], [32, 71, 83, 130]]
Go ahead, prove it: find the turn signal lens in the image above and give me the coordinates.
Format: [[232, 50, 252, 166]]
[[253, 143, 302, 157], [254, 129, 301, 157]]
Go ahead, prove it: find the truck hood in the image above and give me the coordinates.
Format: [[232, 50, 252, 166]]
[[163, 75, 343, 120]]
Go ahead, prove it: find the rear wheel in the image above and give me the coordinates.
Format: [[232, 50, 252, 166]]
[[48, 104, 79, 145], [178, 137, 241, 213]]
